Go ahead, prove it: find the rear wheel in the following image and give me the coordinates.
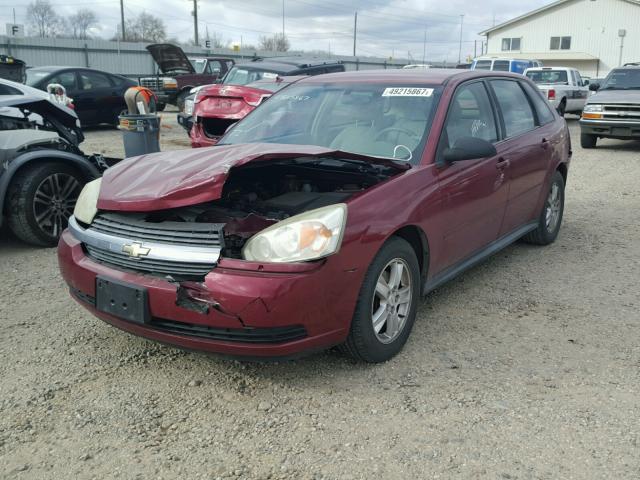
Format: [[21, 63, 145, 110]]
[[557, 100, 566, 117], [7, 162, 84, 246], [341, 237, 421, 363], [522, 170, 565, 246], [580, 133, 597, 149]]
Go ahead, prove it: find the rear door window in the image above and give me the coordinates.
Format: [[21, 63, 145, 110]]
[[489, 79, 536, 137], [79, 71, 112, 90]]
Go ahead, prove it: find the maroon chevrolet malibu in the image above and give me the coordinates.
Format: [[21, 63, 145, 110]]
[[59, 69, 571, 362]]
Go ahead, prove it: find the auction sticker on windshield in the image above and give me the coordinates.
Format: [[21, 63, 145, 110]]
[[382, 87, 433, 97]]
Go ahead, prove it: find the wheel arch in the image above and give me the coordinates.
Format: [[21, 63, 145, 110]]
[[0, 150, 99, 225], [391, 224, 430, 289], [556, 162, 568, 186]]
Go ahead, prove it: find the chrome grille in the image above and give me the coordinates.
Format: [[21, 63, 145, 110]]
[[140, 78, 161, 90], [602, 104, 640, 122], [85, 245, 214, 277], [92, 213, 224, 248]]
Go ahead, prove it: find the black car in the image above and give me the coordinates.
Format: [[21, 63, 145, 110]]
[[177, 56, 345, 132], [26, 66, 137, 127]]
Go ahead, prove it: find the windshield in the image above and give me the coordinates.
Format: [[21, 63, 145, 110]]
[[189, 59, 207, 74], [25, 69, 53, 86], [601, 69, 640, 90], [526, 70, 569, 84], [219, 83, 441, 163], [223, 67, 280, 86]]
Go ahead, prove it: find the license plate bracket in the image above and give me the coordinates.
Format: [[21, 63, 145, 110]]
[[96, 276, 150, 324]]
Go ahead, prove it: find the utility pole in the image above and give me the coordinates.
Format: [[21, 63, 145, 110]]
[[474, 40, 477, 59], [353, 11, 358, 56], [458, 14, 464, 64], [120, 0, 125, 41], [192, 0, 199, 46], [422, 30, 427, 64], [282, 0, 285, 37]]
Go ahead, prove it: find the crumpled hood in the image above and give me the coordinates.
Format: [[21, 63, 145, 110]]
[[97, 143, 409, 212], [587, 90, 640, 104]]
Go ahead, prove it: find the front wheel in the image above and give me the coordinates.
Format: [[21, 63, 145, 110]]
[[580, 133, 597, 149], [341, 237, 421, 363], [7, 163, 84, 246], [522, 170, 565, 246]]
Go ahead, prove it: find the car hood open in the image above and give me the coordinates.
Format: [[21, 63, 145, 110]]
[[146, 43, 195, 75], [97, 143, 410, 212]]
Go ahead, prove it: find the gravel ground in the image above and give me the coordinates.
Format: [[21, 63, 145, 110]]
[[1, 114, 639, 480]]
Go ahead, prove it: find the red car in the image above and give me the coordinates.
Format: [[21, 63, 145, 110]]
[[59, 69, 570, 362], [189, 76, 305, 148]]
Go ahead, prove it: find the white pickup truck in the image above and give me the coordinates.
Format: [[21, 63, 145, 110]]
[[524, 67, 589, 116]]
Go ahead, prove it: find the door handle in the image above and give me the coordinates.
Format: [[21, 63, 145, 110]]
[[541, 137, 550, 148], [496, 157, 510, 169]]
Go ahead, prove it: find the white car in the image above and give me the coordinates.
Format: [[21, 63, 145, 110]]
[[524, 67, 589, 116]]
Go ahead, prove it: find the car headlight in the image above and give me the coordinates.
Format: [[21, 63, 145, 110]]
[[73, 178, 102, 225], [163, 77, 177, 88], [242, 204, 347, 263], [583, 104, 603, 113]]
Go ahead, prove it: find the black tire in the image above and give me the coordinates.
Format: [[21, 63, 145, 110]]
[[557, 100, 566, 117], [341, 237, 421, 363], [155, 102, 166, 112], [177, 91, 190, 112], [522, 170, 565, 246], [7, 162, 85, 247], [580, 132, 597, 149]]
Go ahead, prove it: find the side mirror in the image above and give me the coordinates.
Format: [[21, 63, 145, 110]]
[[442, 137, 497, 163], [583, 79, 590, 87], [589, 83, 600, 91]]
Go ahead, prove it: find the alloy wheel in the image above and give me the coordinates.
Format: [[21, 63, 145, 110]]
[[372, 258, 413, 344], [545, 182, 562, 233], [32, 173, 81, 238]]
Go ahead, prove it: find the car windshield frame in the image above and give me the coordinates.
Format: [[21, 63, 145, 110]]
[[189, 59, 207, 74], [526, 70, 569, 84], [218, 82, 443, 165], [601, 69, 640, 90]]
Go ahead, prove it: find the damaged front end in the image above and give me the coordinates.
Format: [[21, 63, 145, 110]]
[[69, 147, 408, 319]]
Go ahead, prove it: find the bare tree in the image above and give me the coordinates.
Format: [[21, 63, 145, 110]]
[[259, 33, 290, 52], [69, 9, 97, 39], [27, 0, 61, 37], [115, 12, 167, 42]]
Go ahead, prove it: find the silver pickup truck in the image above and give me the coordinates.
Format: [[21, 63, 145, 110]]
[[580, 65, 640, 148], [524, 67, 589, 117]]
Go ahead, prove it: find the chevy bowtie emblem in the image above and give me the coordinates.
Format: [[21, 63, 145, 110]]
[[122, 242, 150, 258]]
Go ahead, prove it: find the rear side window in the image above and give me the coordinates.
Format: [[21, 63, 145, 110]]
[[489, 80, 536, 137], [493, 61, 510, 72], [79, 71, 112, 90], [522, 82, 555, 125]]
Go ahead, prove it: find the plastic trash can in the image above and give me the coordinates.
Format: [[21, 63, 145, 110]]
[[118, 114, 161, 158]]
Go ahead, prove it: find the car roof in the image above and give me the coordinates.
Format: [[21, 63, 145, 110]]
[[296, 68, 518, 85]]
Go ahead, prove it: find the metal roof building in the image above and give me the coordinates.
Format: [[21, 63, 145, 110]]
[[479, 0, 640, 77]]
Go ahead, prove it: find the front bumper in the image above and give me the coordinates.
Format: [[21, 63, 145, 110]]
[[58, 230, 355, 358], [580, 119, 640, 139]]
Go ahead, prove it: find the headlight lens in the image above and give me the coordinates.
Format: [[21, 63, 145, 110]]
[[242, 204, 347, 263], [583, 104, 603, 113], [73, 178, 101, 225]]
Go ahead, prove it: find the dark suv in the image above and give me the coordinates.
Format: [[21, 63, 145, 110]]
[[580, 66, 640, 148]]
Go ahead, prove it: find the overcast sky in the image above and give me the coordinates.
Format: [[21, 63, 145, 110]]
[[1, 0, 552, 62]]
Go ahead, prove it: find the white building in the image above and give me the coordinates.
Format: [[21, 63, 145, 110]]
[[479, 0, 640, 77]]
